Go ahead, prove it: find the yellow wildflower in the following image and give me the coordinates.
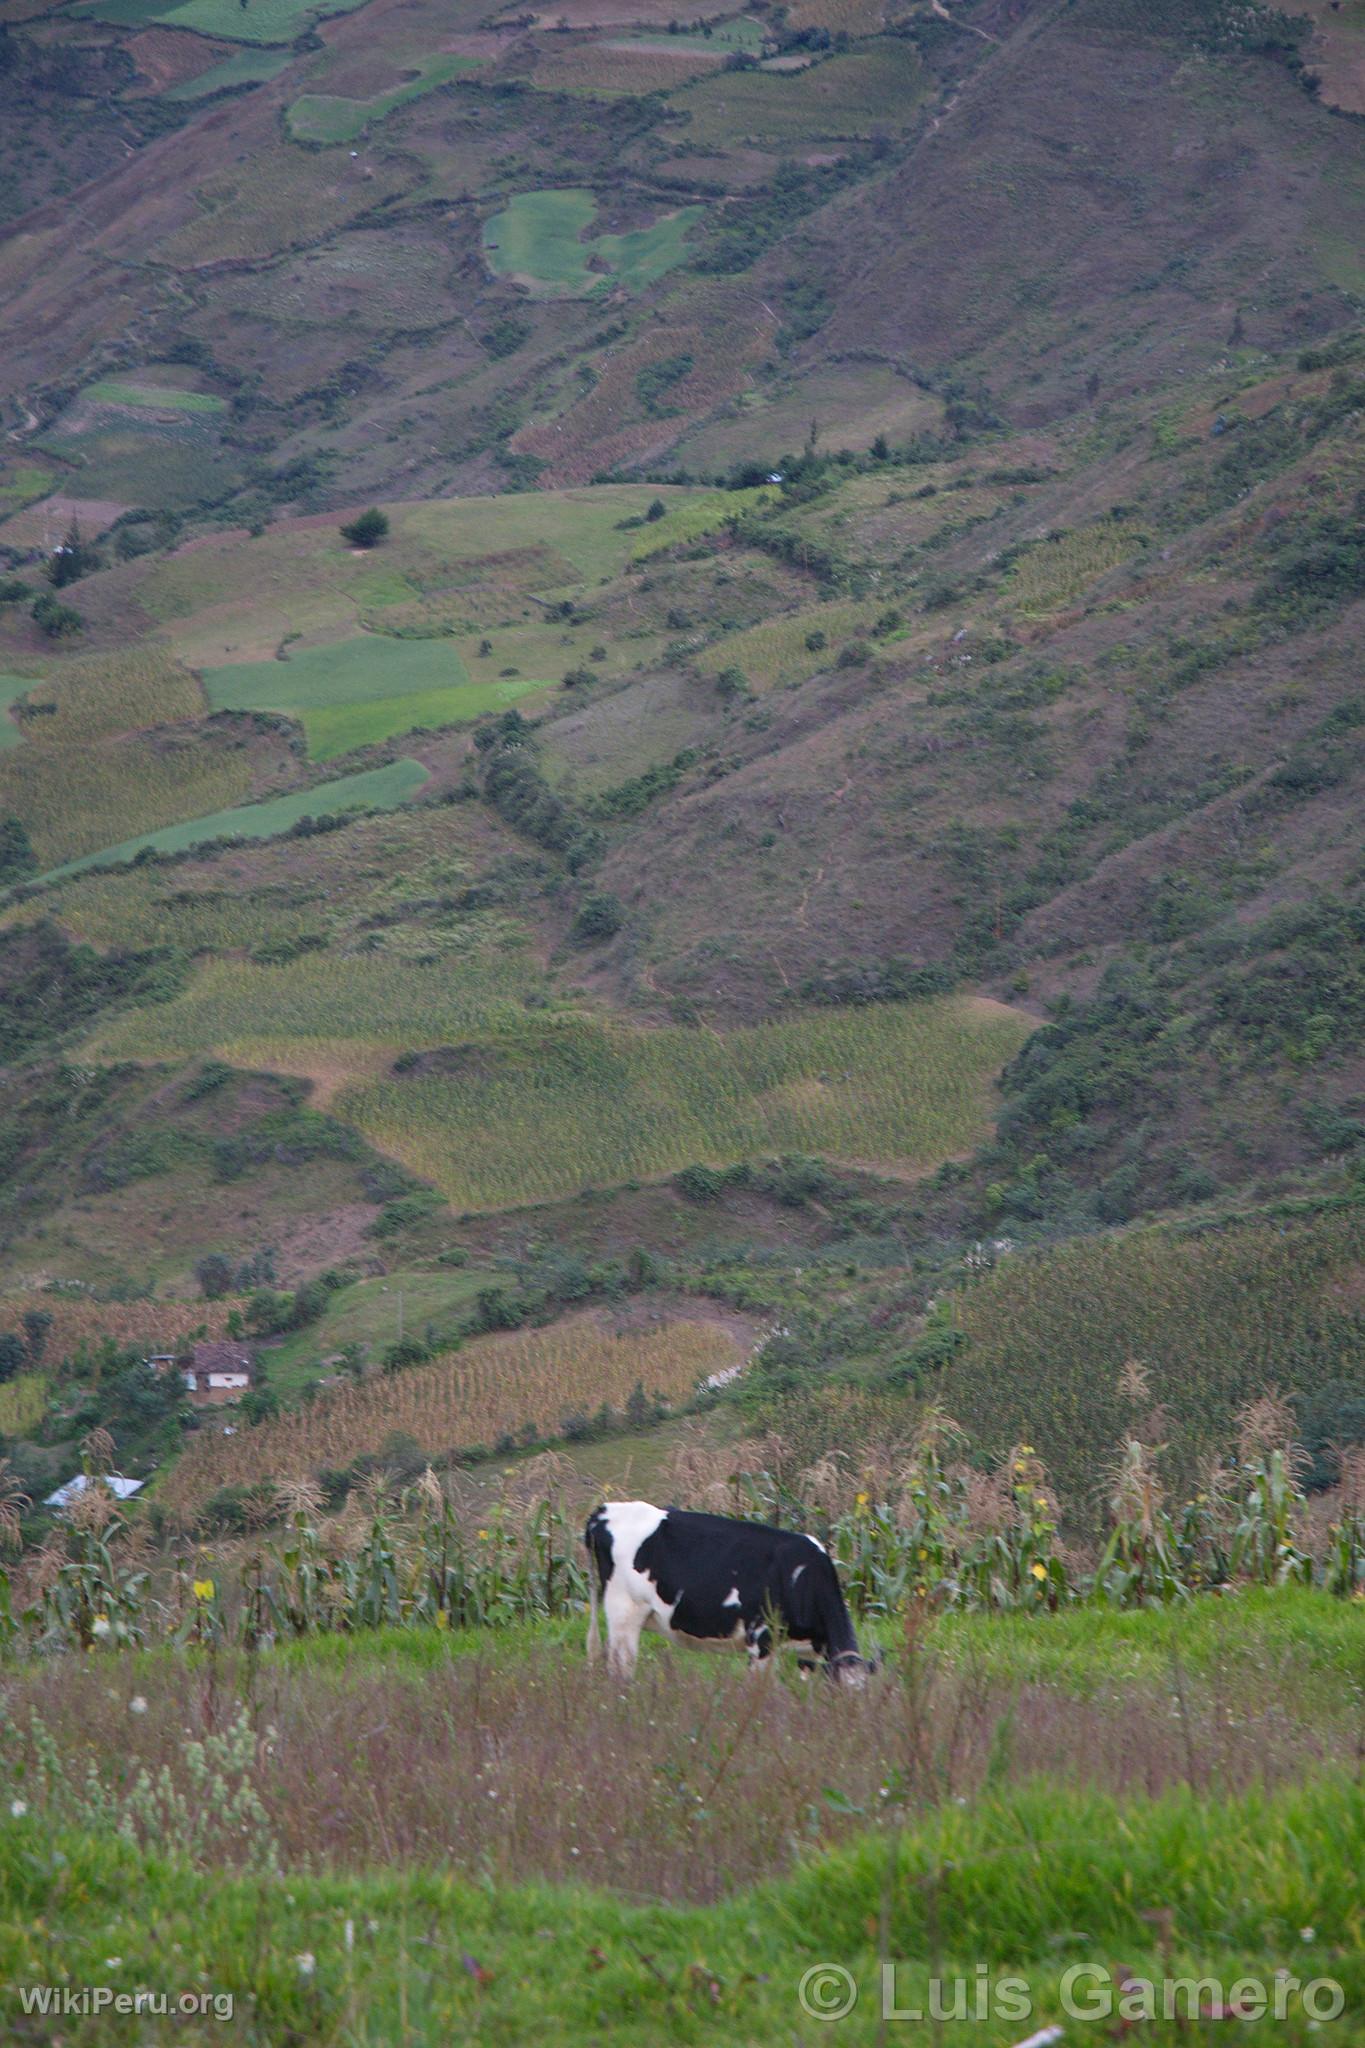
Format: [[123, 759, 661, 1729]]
[[1030, 1561, 1047, 1582], [192, 1579, 214, 1601]]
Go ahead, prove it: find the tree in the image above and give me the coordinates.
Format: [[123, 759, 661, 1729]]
[[0, 1332, 26, 1382], [46, 520, 97, 589], [644, 498, 667, 523], [194, 1252, 234, 1300], [21, 1310, 51, 1364], [0, 817, 35, 885], [340, 507, 389, 548]]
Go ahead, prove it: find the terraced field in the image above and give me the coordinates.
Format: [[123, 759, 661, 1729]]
[[33, 758, 431, 884], [671, 38, 928, 147], [156, 1311, 752, 1510], [349, 998, 1027, 1209], [90, 939, 551, 1064]]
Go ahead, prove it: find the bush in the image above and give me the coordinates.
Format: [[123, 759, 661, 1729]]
[[0, 817, 35, 886], [31, 592, 83, 638], [339, 507, 389, 549], [573, 893, 624, 942]]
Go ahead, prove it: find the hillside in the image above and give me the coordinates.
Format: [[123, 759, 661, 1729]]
[[3, 2, 1365, 2039]]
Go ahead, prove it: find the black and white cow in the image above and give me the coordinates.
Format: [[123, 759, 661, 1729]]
[[585, 1500, 872, 1681]]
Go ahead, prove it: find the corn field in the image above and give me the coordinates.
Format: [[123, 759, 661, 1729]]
[[0, 1294, 236, 1364], [5, 1407, 1363, 1659], [940, 1209, 1365, 1509], [340, 998, 1029, 1210], [155, 1316, 749, 1518]]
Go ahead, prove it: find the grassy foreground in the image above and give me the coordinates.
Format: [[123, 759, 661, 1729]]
[[2, 1594, 1363, 2044]]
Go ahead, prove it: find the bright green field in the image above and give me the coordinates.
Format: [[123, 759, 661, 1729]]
[[204, 636, 548, 759], [34, 760, 431, 885], [164, 46, 293, 98], [483, 190, 705, 298], [0, 677, 29, 751], [138, 0, 373, 46], [345, 997, 1029, 1210], [287, 53, 481, 143], [84, 382, 226, 414]]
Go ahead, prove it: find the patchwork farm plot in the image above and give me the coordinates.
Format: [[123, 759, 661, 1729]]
[[203, 635, 550, 758], [482, 190, 705, 297], [78, 0, 374, 44], [163, 46, 293, 98], [695, 597, 877, 690], [668, 362, 945, 472], [33, 758, 431, 884], [286, 53, 485, 144], [670, 38, 928, 147], [0, 727, 262, 872]]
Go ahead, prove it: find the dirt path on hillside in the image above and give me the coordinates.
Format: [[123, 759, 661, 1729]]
[[930, 0, 998, 41]]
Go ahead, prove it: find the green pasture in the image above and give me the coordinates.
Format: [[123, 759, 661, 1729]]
[[262, 1268, 490, 1397], [0, 463, 54, 507], [164, 47, 293, 99], [142, 486, 738, 662], [141, 0, 373, 46], [0, 677, 29, 751], [84, 381, 227, 414], [287, 53, 482, 144], [483, 189, 704, 297], [203, 635, 548, 758], [32, 760, 431, 886]]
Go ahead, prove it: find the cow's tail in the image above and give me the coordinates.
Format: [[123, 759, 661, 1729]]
[[584, 1507, 605, 1663]]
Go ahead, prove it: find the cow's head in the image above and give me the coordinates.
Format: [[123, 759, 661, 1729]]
[[829, 1648, 880, 1686]]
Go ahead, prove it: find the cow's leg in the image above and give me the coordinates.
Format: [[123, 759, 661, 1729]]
[[744, 1620, 773, 1671], [603, 1585, 648, 1679]]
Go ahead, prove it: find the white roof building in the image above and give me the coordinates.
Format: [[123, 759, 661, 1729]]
[[44, 1473, 144, 1512]]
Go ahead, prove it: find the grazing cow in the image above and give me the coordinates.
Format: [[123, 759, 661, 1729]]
[[585, 1500, 872, 1681]]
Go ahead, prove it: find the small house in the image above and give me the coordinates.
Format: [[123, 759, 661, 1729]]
[[182, 1341, 255, 1406]]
